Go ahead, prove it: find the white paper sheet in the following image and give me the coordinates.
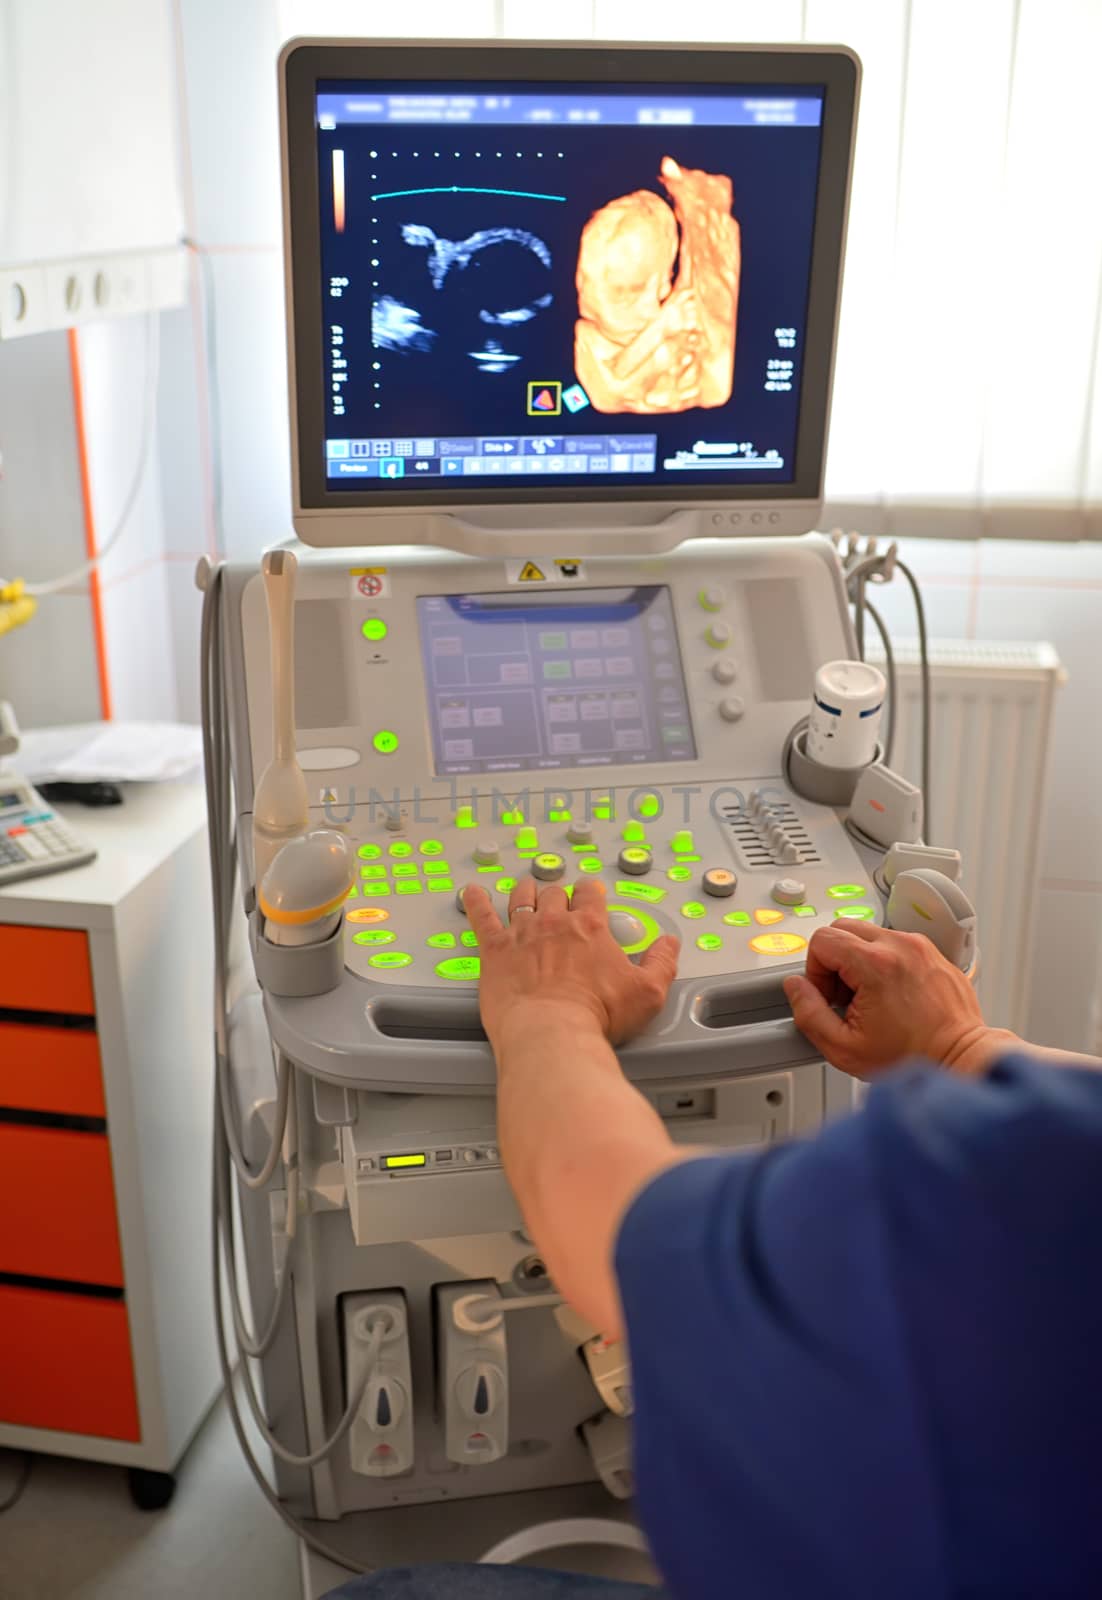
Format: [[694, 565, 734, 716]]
[[14, 722, 204, 784]]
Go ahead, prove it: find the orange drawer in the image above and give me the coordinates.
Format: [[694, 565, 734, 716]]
[[0, 1024, 104, 1117], [0, 1284, 140, 1440], [0, 1124, 124, 1286], [0, 924, 95, 1015]]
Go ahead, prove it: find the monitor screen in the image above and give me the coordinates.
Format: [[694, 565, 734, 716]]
[[416, 587, 696, 776], [315, 81, 825, 496]]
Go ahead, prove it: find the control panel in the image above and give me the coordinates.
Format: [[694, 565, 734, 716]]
[[229, 534, 863, 999], [335, 783, 876, 988], [0, 776, 96, 885]]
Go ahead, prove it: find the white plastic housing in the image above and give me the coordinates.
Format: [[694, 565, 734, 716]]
[[806, 659, 886, 769], [344, 1291, 415, 1478], [436, 1281, 509, 1467], [886, 868, 978, 972]]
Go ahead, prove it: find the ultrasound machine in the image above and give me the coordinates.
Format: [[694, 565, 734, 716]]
[[198, 37, 977, 1594]]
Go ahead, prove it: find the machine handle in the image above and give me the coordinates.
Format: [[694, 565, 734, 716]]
[[265, 974, 823, 1094]]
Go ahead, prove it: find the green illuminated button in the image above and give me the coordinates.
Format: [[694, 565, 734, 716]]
[[723, 910, 752, 926], [793, 904, 817, 918], [396, 880, 423, 895], [358, 842, 382, 860], [500, 808, 525, 826], [670, 830, 695, 855], [615, 881, 666, 904], [392, 862, 419, 878], [424, 860, 451, 876], [837, 904, 876, 920], [593, 797, 614, 821], [548, 808, 571, 822], [363, 881, 391, 897], [435, 956, 481, 981], [427, 878, 455, 893], [373, 729, 399, 754], [362, 617, 388, 642], [427, 932, 456, 948], [579, 858, 604, 874], [667, 865, 693, 883], [637, 794, 661, 819], [346, 882, 359, 897], [388, 840, 413, 857], [460, 930, 479, 947], [495, 876, 517, 892], [455, 805, 477, 829], [696, 933, 723, 952], [353, 929, 396, 945], [361, 864, 387, 879], [827, 884, 867, 900], [516, 826, 538, 851], [680, 901, 707, 920], [369, 951, 413, 969], [419, 839, 444, 856], [622, 821, 646, 843]]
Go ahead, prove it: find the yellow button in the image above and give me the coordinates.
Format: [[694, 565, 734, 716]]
[[753, 907, 785, 925], [347, 907, 390, 924], [749, 932, 807, 956]]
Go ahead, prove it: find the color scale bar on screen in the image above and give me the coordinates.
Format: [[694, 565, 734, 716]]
[[333, 149, 345, 233]]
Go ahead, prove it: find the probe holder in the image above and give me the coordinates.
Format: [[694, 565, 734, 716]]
[[784, 723, 885, 808], [250, 909, 345, 998]]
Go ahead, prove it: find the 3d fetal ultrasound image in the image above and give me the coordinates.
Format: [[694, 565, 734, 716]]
[[369, 154, 741, 418]]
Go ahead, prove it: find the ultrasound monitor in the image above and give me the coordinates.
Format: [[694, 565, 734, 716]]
[[280, 40, 860, 551]]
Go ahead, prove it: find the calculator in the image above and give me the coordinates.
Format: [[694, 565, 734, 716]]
[[0, 775, 97, 885]]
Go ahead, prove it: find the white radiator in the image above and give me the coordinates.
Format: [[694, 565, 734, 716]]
[[866, 639, 1065, 1035]]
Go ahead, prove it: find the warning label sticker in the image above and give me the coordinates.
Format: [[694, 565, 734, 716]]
[[350, 567, 390, 599], [505, 558, 587, 585]]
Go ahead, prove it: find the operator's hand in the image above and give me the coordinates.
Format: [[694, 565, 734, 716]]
[[462, 876, 680, 1050], [783, 919, 997, 1078]]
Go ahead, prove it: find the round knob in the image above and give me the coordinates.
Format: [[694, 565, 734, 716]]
[[455, 887, 470, 914], [772, 877, 807, 905], [719, 695, 745, 723], [473, 838, 500, 867], [384, 812, 405, 833], [704, 621, 733, 649], [617, 845, 653, 876], [566, 822, 594, 846], [609, 911, 645, 947], [463, 1148, 480, 1165], [698, 585, 726, 612], [702, 867, 737, 898], [712, 658, 737, 685], [532, 851, 566, 882]]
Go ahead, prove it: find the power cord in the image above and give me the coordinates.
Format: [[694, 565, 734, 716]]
[[0, 1450, 32, 1515]]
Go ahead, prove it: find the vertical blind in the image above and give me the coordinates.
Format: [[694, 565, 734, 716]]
[[279, 0, 1102, 540]]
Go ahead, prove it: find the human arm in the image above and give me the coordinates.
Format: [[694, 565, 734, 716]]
[[784, 919, 1101, 1077], [462, 875, 684, 1338]]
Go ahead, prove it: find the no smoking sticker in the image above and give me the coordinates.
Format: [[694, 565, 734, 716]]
[[350, 567, 390, 599], [506, 558, 587, 585]]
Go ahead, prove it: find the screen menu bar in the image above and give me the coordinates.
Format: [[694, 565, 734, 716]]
[[317, 92, 824, 130], [327, 434, 658, 481]]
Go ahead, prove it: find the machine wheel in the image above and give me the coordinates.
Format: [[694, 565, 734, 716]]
[[127, 1467, 177, 1511]]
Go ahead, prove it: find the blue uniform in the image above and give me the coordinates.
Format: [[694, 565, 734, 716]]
[[615, 1054, 1102, 1599]]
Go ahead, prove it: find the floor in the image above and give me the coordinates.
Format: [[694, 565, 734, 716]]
[[0, 1399, 299, 1600], [0, 1401, 657, 1599]]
